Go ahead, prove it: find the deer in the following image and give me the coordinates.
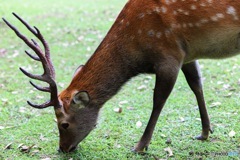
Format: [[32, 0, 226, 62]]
[[2, 0, 240, 153]]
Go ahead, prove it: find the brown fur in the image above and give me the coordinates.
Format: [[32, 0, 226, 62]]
[[57, 0, 240, 152]]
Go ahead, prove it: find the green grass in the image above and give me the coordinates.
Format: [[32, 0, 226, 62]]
[[0, 0, 239, 159]]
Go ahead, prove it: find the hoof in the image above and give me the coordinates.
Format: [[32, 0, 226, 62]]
[[209, 128, 214, 134], [195, 128, 214, 140], [132, 146, 148, 154], [195, 135, 208, 140]]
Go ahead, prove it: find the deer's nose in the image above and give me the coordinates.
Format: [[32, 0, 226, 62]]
[[58, 145, 77, 153]]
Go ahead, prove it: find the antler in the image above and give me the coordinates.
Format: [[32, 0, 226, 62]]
[[2, 13, 61, 109]]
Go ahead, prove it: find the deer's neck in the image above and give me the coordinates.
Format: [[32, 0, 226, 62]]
[[67, 2, 156, 106], [68, 35, 139, 106]]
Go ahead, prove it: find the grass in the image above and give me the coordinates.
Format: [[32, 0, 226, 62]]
[[0, 0, 239, 159]]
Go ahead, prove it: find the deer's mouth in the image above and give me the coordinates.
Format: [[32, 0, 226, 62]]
[[58, 145, 77, 153]]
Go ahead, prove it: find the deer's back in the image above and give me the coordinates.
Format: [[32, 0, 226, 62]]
[[110, 0, 240, 64]]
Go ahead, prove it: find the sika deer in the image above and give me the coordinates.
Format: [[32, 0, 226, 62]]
[[3, 0, 240, 153]]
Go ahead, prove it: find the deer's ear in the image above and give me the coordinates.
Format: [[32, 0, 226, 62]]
[[73, 65, 84, 78], [72, 91, 90, 106]]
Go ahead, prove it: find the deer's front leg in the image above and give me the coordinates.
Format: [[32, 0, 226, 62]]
[[182, 61, 213, 140], [133, 57, 182, 153]]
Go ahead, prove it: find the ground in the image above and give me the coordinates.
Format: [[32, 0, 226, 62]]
[[0, 0, 239, 159]]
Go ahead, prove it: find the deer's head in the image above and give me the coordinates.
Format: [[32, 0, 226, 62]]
[[3, 13, 99, 153]]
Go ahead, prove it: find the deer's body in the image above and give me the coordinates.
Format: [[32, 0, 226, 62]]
[[62, 0, 240, 101], [4, 0, 240, 154]]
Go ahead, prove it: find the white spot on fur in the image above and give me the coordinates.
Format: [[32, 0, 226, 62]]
[[227, 6, 236, 15], [200, 3, 206, 7], [195, 22, 202, 27], [207, 0, 213, 3], [200, 18, 209, 24], [171, 23, 177, 28], [148, 30, 155, 37], [138, 29, 142, 34], [216, 13, 225, 18], [173, 11, 177, 15], [138, 13, 145, 19], [165, 0, 171, 5], [190, 5, 197, 10], [130, 36, 135, 41], [182, 23, 187, 28], [154, 7, 161, 13], [161, 6, 168, 13], [177, 8, 183, 12], [226, 6, 239, 20], [211, 16, 219, 22], [184, 11, 189, 15], [165, 30, 171, 37], [166, 0, 177, 4], [120, 19, 124, 24], [156, 32, 162, 38], [188, 23, 194, 27], [147, 10, 152, 15]]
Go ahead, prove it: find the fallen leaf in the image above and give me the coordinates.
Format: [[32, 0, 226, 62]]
[[114, 144, 121, 148], [127, 106, 135, 110], [195, 118, 201, 121], [19, 144, 35, 153], [217, 81, 224, 85], [1, 98, 8, 102], [11, 91, 18, 94], [4, 143, 13, 150], [40, 134, 47, 141], [137, 85, 147, 90], [0, 48, 7, 57], [165, 138, 172, 145], [30, 149, 40, 156], [58, 82, 65, 88], [223, 84, 230, 89], [0, 126, 14, 130], [41, 158, 51, 160], [19, 107, 27, 113], [179, 117, 185, 122], [119, 100, 128, 105], [223, 92, 232, 98], [113, 107, 122, 113], [36, 95, 44, 99], [77, 35, 84, 41], [229, 130, 236, 138], [160, 134, 166, 138], [210, 102, 221, 108], [164, 147, 174, 157], [136, 121, 142, 128], [20, 145, 30, 152], [17, 143, 24, 149]]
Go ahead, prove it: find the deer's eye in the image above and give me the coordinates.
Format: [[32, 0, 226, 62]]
[[61, 123, 69, 129]]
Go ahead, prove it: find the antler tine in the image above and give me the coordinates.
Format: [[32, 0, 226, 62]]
[[29, 81, 51, 92], [2, 17, 47, 65], [12, 12, 37, 36], [33, 26, 51, 58], [2, 14, 61, 109], [27, 100, 53, 109], [19, 67, 43, 81], [12, 12, 51, 59], [12, 13, 55, 80], [25, 51, 40, 61]]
